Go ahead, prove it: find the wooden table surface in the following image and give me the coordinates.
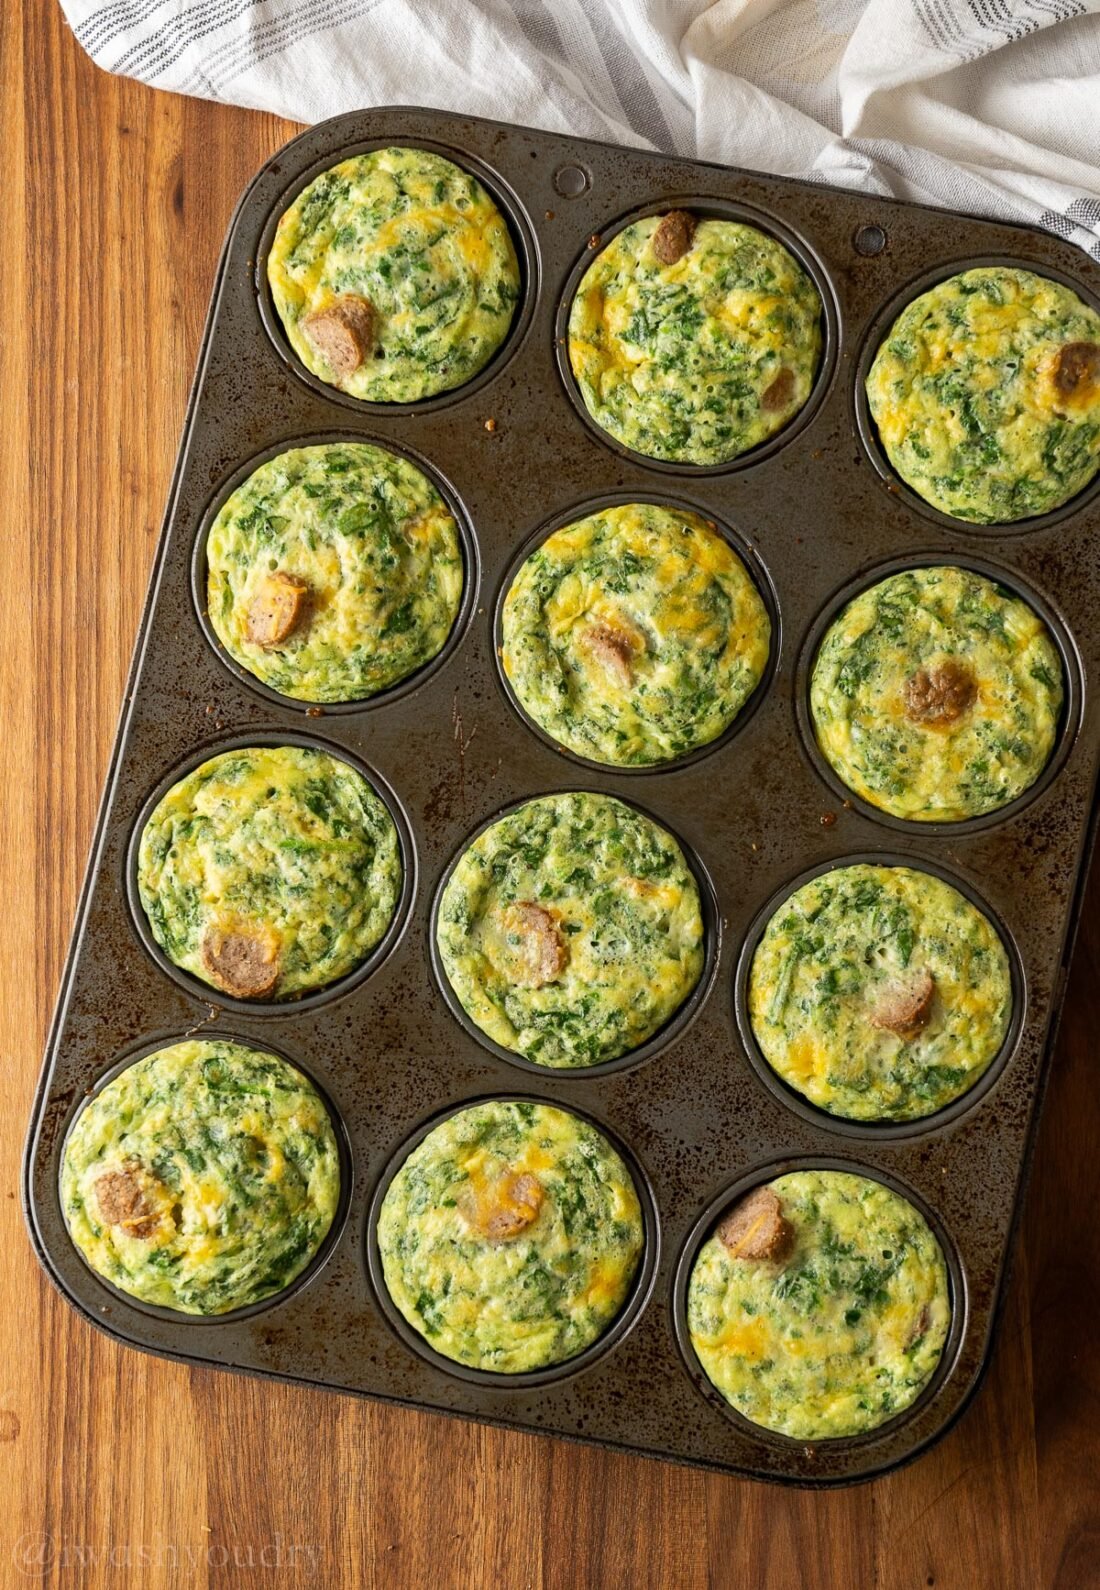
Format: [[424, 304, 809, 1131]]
[[3, 3, 1098, 1585]]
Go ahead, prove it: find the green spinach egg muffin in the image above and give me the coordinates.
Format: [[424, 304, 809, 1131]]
[[866, 266, 1100, 522], [377, 1100, 644, 1371], [205, 443, 463, 703], [749, 864, 1012, 1121], [501, 502, 770, 765], [436, 792, 704, 1067], [567, 210, 821, 465], [810, 565, 1063, 822], [137, 745, 401, 1000], [267, 146, 520, 402], [61, 1040, 340, 1315], [687, 1171, 949, 1438]]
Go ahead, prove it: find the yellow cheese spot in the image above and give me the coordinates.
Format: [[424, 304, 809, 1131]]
[[717, 1317, 769, 1361], [786, 1033, 821, 1084]]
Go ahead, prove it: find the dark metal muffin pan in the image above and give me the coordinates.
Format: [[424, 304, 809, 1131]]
[[22, 107, 1100, 1486]]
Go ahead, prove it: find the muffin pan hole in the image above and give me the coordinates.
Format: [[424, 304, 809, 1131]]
[[671, 1157, 967, 1451], [191, 430, 480, 716], [125, 730, 417, 1015], [365, 1093, 659, 1388], [794, 551, 1084, 837], [57, 1028, 353, 1327], [491, 490, 781, 775], [854, 255, 1100, 535], [732, 850, 1027, 1141], [254, 139, 539, 416], [554, 194, 840, 477], [429, 789, 721, 1077]]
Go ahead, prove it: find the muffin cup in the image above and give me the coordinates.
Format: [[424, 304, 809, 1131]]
[[191, 430, 480, 715], [795, 551, 1084, 836], [853, 254, 1100, 535], [491, 490, 780, 774], [429, 789, 721, 1076], [57, 1029, 353, 1326], [732, 850, 1027, 1140], [554, 194, 840, 476], [671, 1158, 967, 1455], [255, 139, 539, 416], [365, 1092, 659, 1388], [125, 731, 417, 1014]]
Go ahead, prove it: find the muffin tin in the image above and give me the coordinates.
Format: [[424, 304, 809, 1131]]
[[22, 107, 1100, 1486]]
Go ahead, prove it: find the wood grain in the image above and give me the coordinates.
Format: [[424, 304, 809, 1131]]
[[2, 3, 1098, 1585]]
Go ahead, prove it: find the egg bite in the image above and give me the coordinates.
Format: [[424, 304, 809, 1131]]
[[435, 792, 704, 1067], [61, 1040, 340, 1315], [137, 745, 401, 1000], [810, 565, 1063, 822], [377, 1099, 644, 1372], [267, 147, 520, 402], [749, 864, 1012, 1121], [567, 211, 821, 465], [866, 266, 1100, 522], [501, 502, 770, 766], [687, 1170, 950, 1439], [206, 443, 463, 703]]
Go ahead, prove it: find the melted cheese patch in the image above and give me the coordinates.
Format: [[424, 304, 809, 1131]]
[[501, 502, 770, 765], [435, 792, 704, 1067], [268, 146, 520, 402], [568, 216, 821, 465], [688, 1171, 950, 1439], [61, 1041, 340, 1315], [810, 565, 1063, 821], [137, 745, 401, 999], [377, 1100, 644, 1372], [750, 864, 1012, 1120], [206, 443, 462, 703], [866, 266, 1100, 522]]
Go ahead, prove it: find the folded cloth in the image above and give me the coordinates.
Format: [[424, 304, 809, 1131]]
[[60, 0, 1100, 257]]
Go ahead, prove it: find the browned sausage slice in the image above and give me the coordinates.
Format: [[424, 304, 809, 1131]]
[[201, 924, 281, 999], [581, 622, 639, 689], [718, 1185, 793, 1262], [903, 661, 976, 726], [906, 1301, 933, 1347], [245, 571, 309, 649], [478, 1172, 545, 1241], [94, 1163, 161, 1240], [302, 293, 376, 377], [869, 969, 936, 1035], [761, 367, 796, 412], [1052, 340, 1100, 400], [498, 901, 568, 988], [651, 210, 697, 266]]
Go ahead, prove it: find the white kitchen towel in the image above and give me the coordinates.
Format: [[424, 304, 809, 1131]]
[[60, 0, 1100, 258]]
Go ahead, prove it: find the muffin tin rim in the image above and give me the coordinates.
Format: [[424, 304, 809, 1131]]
[[53, 1025, 354, 1328], [852, 252, 1100, 536], [731, 848, 1027, 1141], [793, 549, 1085, 836], [363, 1089, 661, 1389], [26, 103, 1100, 1486], [670, 1156, 969, 1452], [190, 428, 482, 716], [253, 136, 540, 417], [551, 191, 842, 477], [489, 487, 782, 776], [123, 728, 419, 1016]]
